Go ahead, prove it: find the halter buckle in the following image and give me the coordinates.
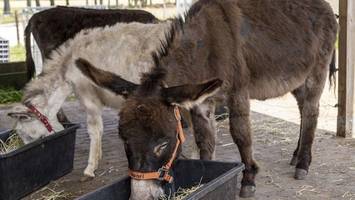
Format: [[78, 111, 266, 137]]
[[157, 167, 170, 181], [157, 167, 174, 183]]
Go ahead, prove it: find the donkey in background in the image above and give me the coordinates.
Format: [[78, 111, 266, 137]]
[[25, 6, 157, 124], [76, 0, 338, 198], [8, 21, 171, 177], [25, 6, 157, 79]]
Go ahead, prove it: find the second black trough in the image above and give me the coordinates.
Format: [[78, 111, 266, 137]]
[[77, 159, 244, 200]]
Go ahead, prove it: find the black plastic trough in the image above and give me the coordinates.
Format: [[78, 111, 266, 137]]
[[0, 124, 80, 200], [77, 159, 244, 200]]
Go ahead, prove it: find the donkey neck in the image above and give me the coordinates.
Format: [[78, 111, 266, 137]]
[[150, 0, 243, 89], [155, 11, 240, 90], [159, 22, 217, 87], [24, 81, 72, 120]]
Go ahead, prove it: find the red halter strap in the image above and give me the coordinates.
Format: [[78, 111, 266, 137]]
[[128, 106, 186, 183], [25, 104, 54, 133]]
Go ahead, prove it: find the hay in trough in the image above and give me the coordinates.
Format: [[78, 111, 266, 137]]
[[159, 178, 204, 200], [0, 131, 24, 154], [159, 184, 204, 200]]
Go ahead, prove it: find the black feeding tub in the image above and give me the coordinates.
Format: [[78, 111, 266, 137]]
[[0, 124, 80, 200], [77, 159, 244, 200]]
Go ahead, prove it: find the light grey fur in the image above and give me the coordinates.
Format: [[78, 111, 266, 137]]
[[8, 21, 171, 177]]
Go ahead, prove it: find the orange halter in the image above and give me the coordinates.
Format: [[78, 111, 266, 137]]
[[128, 106, 186, 183]]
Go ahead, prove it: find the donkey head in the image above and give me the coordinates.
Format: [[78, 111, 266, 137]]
[[7, 102, 64, 144], [76, 58, 222, 200], [7, 81, 70, 144]]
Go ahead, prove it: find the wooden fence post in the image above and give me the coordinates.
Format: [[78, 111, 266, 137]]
[[337, 0, 355, 138], [15, 11, 20, 46]]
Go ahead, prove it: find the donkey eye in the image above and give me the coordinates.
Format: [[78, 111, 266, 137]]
[[154, 141, 169, 156], [19, 115, 32, 121], [159, 142, 169, 150]]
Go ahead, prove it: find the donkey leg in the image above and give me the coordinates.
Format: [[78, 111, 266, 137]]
[[76, 92, 104, 178], [190, 99, 217, 160], [228, 92, 258, 198], [83, 108, 103, 177], [294, 70, 327, 180], [290, 86, 305, 166]]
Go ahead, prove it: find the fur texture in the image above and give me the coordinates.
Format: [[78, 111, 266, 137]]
[[9, 21, 171, 177]]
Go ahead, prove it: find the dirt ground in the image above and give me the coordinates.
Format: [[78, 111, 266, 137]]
[[1, 99, 354, 200]]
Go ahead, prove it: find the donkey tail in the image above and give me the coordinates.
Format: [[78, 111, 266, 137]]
[[329, 49, 337, 88], [25, 20, 35, 81]]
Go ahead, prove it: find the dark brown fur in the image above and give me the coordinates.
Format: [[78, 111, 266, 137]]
[[125, 0, 338, 196], [76, 0, 338, 197]]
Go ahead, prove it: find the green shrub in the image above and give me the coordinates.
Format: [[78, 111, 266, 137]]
[[0, 87, 23, 104]]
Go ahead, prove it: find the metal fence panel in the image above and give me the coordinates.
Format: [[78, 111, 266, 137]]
[[0, 37, 9, 63]]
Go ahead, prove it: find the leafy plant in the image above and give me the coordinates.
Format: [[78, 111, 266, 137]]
[[0, 86, 23, 104]]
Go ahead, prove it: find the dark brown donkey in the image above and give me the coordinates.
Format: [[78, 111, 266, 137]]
[[75, 0, 338, 198]]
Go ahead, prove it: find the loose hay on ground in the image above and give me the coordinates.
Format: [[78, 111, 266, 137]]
[[34, 186, 71, 200]]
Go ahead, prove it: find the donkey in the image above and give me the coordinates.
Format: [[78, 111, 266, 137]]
[[75, 0, 338, 198], [25, 6, 157, 124], [8, 21, 171, 178], [25, 6, 157, 80]]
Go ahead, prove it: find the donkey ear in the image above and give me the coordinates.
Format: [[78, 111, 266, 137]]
[[75, 58, 138, 98], [162, 79, 223, 109]]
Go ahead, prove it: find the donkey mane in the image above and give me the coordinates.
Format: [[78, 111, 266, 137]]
[[140, 0, 211, 93], [138, 22, 178, 94], [150, 0, 214, 61]]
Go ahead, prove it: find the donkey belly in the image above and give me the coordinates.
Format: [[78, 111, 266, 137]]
[[248, 70, 308, 100]]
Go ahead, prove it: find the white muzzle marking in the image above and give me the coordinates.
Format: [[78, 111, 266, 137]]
[[130, 179, 164, 200]]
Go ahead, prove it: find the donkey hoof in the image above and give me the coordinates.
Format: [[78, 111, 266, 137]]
[[84, 168, 96, 178], [294, 168, 308, 180], [240, 185, 256, 198], [290, 156, 297, 166]]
